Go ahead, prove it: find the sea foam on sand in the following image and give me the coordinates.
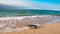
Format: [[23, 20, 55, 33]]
[[0, 26, 29, 32], [0, 15, 59, 32]]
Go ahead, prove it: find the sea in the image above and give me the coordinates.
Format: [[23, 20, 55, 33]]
[[0, 10, 60, 17]]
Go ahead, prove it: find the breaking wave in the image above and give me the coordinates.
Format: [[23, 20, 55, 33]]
[[0, 15, 53, 20]]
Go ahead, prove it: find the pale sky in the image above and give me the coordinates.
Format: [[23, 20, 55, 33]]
[[0, 0, 60, 10]]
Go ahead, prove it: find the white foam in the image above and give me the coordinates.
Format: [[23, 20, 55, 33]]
[[46, 19, 60, 24], [15, 27, 29, 31], [0, 15, 55, 32], [34, 24, 42, 26], [0, 24, 6, 28], [0, 15, 53, 20], [1, 26, 29, 32], [31, 15, 52, 18], [53, 20, 60, 22]]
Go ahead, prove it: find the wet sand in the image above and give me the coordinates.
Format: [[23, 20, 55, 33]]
[[0, 16, 60, 34], [0, 22, 60, 34]]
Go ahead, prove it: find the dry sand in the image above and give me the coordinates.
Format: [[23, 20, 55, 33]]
[[0, 22, 60, 34]]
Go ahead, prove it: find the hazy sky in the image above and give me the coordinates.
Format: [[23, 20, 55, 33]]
[[0, 0, 60, 10]]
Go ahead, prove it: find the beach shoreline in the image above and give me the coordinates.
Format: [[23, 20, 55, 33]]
[[0, 15, 60, 32]]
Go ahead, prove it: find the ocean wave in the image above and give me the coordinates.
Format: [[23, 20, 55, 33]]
[[0, 15, 53, 20]]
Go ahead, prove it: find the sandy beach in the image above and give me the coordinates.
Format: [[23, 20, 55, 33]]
[[0, 16, 60, 34], [0, 22, 60, 34]]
